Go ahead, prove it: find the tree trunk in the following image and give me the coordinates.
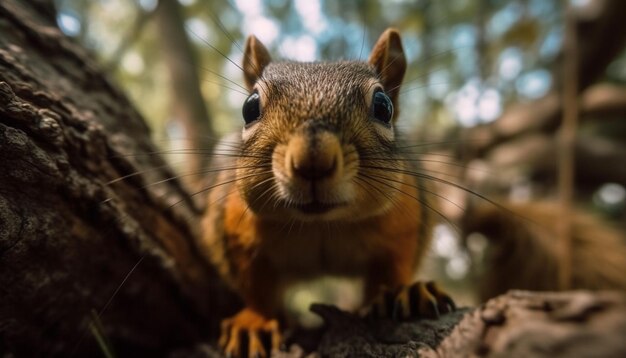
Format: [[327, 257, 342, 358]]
[[0, 1, 236, 356], [155, 0, 216, 190]]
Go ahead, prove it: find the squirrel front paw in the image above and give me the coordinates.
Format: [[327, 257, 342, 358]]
[[218, 308, 281, 358], [364, 281, 456, 320]]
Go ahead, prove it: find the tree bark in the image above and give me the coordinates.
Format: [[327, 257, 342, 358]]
[[173, 291, 626, 358], [0, 1, 236, 356], [421, 290, 626, 358]]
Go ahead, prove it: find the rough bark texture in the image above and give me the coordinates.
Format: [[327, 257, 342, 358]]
[[422, 290, 626, 358], [0, 1, 237, 356], [310, 305, 469, 357], [172, 291, 626, 358], [315, 291, 626, 357], [309, 291, 626, 357]]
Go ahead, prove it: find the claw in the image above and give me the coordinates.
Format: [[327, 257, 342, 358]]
[[268, 320, 281, 352], [218, 308, 282, 358], [365, 281, 455, 321], [411, 281, 440, 319], [366, 287, 394, 318], [392, 285, 411, 320], [223, 324, 241, 357], [218, 320, 230, 350], [248, 330, 266, 358], [426, 281, 456, 314]]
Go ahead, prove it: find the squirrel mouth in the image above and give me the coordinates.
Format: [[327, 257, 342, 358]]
[[292, 201, 343, 214]]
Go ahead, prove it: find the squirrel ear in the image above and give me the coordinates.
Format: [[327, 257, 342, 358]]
[[243, 35, 272, 91], [368, 28, 406, 105]]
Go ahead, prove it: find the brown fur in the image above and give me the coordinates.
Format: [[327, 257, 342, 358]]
[[465, 201, 626, 302], [200, 29, 435, 355]]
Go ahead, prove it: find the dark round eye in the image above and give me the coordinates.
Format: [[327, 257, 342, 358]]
[[242, 92, 261, 125], [372, 90, 393, 124]]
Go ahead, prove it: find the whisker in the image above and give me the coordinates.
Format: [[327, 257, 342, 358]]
[[154, 135, 239, 146], [357, 15, 367, 61], [233, 174, 276, 224], [140, 164, 270, 190], [400, 82, 452, 95], [110, 149, 267, 160], [201, 77, 248, 96], [206, 4, 243, 55], [285, 217, 297, 237], [203, 1, 271, 97], [394, 152, 460, 160], [353, 176, 407, 217], [360, 165, 538, 226], [199, 66, 249, 93], [185, 24, 244, 77], [354, 175, 418, 226], [235, 176, 277, 229], [361, 170, 465, 213], [357, 172, 459, 233], [361, 157, 490, 174], [395, 138, 490, 149], [207, 186, 239, 209], [389, 45, 474, 91], [165, 170, 274, 212], [106, 162, 176, 185]]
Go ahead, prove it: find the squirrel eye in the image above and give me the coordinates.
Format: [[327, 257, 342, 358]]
[[372, 90, 393, 124], [242, 92, 261, 125]]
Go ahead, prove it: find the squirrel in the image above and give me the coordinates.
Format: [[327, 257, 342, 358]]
[[200, 28, 455, 358]]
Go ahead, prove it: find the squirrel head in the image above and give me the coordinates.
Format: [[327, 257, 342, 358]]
[[236, 29, 408, 222]]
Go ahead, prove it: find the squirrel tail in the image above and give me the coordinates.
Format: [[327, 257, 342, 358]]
[[464, 201, 626, 302]]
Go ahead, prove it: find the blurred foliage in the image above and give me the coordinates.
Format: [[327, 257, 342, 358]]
[[53, 0, 595, 140]]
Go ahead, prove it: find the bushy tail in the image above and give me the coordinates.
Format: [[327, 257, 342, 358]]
[[464, 201, 626, 301]]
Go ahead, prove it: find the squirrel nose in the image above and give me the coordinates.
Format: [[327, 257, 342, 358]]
[[287, 131, 342, 181]]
